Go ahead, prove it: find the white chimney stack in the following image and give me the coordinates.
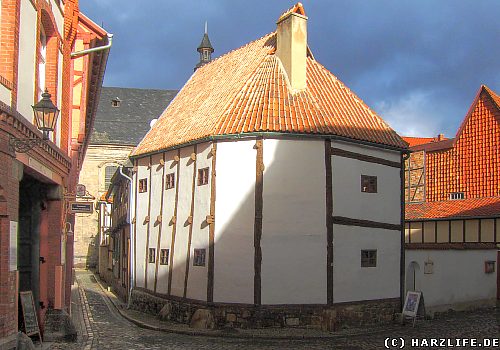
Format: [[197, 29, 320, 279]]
[[276, 3, 308, 91]]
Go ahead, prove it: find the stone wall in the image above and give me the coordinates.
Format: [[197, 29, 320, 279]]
[[130, 288, 399, 331], [74, 144, 133, 267]]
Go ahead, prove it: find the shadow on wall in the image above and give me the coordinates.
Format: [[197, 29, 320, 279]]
[[85, 234, 100, 270]]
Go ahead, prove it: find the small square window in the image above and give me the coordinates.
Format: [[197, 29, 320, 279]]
[[148, 248, 156, 263], [449, 192, 464, 200], [198, 168, 210, 186], [166, 173, 175, 190], [139, 178, 148, 193], [193, 249, 206, 267], [361, 175, 377, 193], [361, 250, 377, 267], [160, 249, 169, 265]]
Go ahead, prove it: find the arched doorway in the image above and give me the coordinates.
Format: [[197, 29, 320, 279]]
[[406, 261, 420, 293]]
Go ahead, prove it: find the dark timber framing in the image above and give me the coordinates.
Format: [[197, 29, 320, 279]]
[[325, 140, 333, 305], [144, 155, 153, 289], [167, 150, 181, 296], [331, 147, 401, 168], [153, 153, 167, 292], [400, 152, 407, 311], [332, 216, 401, 231], [254, 138, 264, 305], [207, 143, 217, 302], [183, 145, 198, 298], [133, 159, 139, 287]]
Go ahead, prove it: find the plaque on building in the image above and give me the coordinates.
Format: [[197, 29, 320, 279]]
[[69, 201, 93, 214]]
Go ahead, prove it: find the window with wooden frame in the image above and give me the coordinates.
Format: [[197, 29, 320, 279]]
[[165, 173, 175, 189], [148, 248, 156, 263], [361, 250, 377, 267], [139, 178, 148, 193], [193, 249, 206, 266], [198, 168, 210, 186], [160, 249, 169, 265], [361, 175, 377, 193]]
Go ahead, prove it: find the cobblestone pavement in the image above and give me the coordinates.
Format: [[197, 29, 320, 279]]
[[50, 270, 499, 350]]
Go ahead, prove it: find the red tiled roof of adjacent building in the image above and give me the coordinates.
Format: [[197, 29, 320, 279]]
[[132, 5, 406, 157], [402, 136, 435, 147], [405, 85, 500, 203], [406, 197, 500, 220]]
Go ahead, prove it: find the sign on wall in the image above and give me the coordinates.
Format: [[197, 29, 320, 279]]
[[75, 184, 87, 197], [68, 201, 93, 214], [9, 221, 18, 271]]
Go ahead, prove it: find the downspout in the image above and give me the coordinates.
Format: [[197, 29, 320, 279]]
[[71, 33, 114, 58], [118, 166, 134, 308], [400, 150, 411, 311]]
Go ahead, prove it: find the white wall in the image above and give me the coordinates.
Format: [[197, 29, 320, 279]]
[[170, 146, 195, 297], [186, 142, 212, 301], [331, 141, 400, 225], [214, 140, 256, 304], [405, 249, 497, 309], [156, 150, 178, 295], [56, 51, 63, 148], [146, 154, 163, 290], [134, 157, 150, 288], [0, 84, 11, 107], [17, 1, 37, 120], [333, 225, 400, 302], [51, 0, 64, 35], [261, 139, 327, 304]]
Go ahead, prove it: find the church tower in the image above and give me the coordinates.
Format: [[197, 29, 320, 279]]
[[194, 22, 214, 71]]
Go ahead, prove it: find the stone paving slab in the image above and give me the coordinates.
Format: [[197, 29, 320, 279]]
[[49, 269, 500, 350]]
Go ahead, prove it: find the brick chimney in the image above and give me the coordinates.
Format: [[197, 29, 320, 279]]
[[276, 3, 308, 91]]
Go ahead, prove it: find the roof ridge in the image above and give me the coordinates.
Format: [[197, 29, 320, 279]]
[[309, 58, 405, 146]]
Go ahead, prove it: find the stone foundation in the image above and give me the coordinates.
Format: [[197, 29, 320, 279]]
[[130, 288, 399, 331]]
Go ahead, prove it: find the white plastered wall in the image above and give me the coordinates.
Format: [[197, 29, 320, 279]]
[[156, 150, 179, 294], [214, 140, 256, 304], [17, 1, 37, 120], [170, 146, 195, 297], [51, 0, 64, 35], [134, 157, 150, 288], [146, 154, 164, 290], [261, 139, 327, 304], [331, 141, 400, 225], [332, 225, 400, 302], [405, 249, 497, 310], [330, 141, 401, 303], [186, 142, 212, 301]]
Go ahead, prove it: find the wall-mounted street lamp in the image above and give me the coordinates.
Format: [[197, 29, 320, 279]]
[[9, 89, 60, 153], [64, 222, 73, 236]]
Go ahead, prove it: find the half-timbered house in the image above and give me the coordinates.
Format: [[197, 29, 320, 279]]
[[404, 85, 500, 313], [129, 3, 408, 329]]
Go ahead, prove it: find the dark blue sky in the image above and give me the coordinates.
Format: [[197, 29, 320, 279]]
[[81, 0, 500, 138]]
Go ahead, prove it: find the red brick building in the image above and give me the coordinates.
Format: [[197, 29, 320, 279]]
[[0, 0, 109, 346], [403, 85, 500, 311]]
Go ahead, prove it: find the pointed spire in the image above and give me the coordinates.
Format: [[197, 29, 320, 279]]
[[195, 22, 214, 71]]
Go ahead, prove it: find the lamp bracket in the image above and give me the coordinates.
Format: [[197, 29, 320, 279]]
[[9, 136, 46, 153]]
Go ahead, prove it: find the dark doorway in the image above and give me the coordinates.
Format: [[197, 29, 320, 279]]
[[18, 175, 45, 312]]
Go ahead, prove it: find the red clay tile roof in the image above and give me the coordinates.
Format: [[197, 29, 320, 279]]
[[132, 11, 406, 157], [402, 136, 435, 147], [405, 85, 500, 202], [406, 197, 500, 220]]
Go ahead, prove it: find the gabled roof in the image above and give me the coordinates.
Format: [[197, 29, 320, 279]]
[[132, 10, 406, 157], [402, 136, 435, 148], [406, 197, 500, 220], [91, 87, 178, 145]]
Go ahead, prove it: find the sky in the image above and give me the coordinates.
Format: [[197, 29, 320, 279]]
[[80, 0, 500, 138]]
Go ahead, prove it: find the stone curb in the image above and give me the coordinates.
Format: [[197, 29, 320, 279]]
[[91, 272, 404, 340]]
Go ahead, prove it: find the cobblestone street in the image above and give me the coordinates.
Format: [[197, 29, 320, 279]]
[[50, 270, 499, 350]]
